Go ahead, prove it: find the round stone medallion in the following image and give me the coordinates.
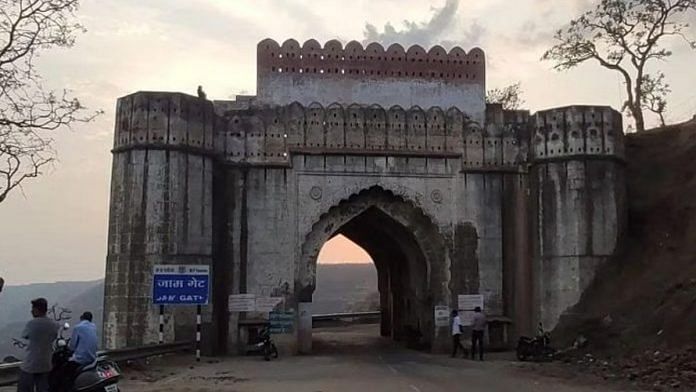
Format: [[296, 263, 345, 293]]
[[430, 189, 443, 204], [309, 186, 323, 201]]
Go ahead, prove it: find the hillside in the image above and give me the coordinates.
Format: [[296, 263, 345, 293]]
[[314, 263, 377, 314], [0, 263, 377, 360], [0, 280, 104, 362], [552, 118, 696, 387]]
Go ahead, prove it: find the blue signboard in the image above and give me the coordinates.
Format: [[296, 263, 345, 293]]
[[152, 264, 210, 305], [269, 311, 294, 334]]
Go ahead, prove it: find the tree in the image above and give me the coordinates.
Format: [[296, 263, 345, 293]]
[[486, 82, 525, 110], [640, 72, 670, 126], [542, 0, 696, 132], [0, 0, 99, 204]]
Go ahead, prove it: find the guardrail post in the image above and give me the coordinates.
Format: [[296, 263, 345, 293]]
[[159, 305, 164, 345], [196, 305, 201, 362]]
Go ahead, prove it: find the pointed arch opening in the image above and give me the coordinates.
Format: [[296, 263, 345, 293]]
[[296, 186, 450, 353]]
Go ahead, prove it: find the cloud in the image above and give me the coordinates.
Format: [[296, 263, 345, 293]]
[[534, 0, 595, 14], [362, 0, 468, 48], [513, 20, 555, 48]]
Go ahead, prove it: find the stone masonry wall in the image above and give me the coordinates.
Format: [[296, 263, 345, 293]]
[[531, 106, 626, 330], [105, 92, 215, 349]]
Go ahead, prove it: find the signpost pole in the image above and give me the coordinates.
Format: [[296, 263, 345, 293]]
[[196, 304, 201, 362], [158, 305, 164, 344]]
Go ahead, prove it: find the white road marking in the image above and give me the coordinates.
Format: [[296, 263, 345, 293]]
[[387, 364, 398, 374], [409, 385, 421, 392]]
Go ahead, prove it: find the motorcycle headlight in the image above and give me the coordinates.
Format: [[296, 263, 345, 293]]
[[57, 339, 67, 347]]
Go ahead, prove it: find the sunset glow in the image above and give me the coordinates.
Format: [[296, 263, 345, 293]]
[[318, 235, 373, 264]]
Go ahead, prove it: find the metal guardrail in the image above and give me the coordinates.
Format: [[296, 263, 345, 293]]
[[312, 311, 381, 322], [0, 341, 192, 387]]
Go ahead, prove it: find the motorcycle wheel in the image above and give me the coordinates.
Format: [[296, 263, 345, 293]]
[[516, 345, 527, 361]]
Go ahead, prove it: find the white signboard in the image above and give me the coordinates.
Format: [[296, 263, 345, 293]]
[[255, 297, 284, 312], [153, 264, 210, 275], [458, 294, 484, 311], [434, 305, 450, 327], [152, 264, 210, 305], [460, 311, 477, 327], [228, 294, 256, 312]]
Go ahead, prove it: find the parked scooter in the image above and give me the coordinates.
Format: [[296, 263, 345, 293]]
[[255, 326, 278, 361], [516, 323, 555, 362], [50, 323, 122, 392]]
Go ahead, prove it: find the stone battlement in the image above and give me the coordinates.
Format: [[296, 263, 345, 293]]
[[114, 91, 216, 151], [257, 38, 485, 84], [256, 39, 486, 122], [531, 106, 625, 161], [113, 92, 624, 170]]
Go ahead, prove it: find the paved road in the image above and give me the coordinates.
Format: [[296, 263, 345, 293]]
[[116, 325, 633, 392]]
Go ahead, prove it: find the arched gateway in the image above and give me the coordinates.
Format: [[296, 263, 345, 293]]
[[103, 39, 626, 355], [298, 186, 451, 351]]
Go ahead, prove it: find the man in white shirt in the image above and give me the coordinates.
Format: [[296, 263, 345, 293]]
[[450, 310, 466, 358]]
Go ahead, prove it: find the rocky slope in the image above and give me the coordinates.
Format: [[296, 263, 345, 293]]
[[553, 118, 696, 390]]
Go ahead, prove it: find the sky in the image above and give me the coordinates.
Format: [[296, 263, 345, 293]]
[[1, 0, 695, 285]]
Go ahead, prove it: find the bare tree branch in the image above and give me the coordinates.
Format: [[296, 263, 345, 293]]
[[47, 303, 72, 322], [486, 82, 525, 110], [0, 0, 99, 205], [542, 0, 696, 132]]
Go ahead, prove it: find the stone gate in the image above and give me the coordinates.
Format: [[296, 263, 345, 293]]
[[103, 38, 626, 354]]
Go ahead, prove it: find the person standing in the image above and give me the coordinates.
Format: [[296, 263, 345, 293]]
[[471, 306, 487, 361], [17, 298, 58, 392], [450, 310, 466, 358]]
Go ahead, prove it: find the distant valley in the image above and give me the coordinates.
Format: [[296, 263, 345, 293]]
[[0, 263, 376, 361]]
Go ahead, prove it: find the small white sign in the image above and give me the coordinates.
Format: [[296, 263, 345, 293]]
[[434, 305, 450, 327], [255, 297, 284, 312], [460, 311, 477, 327], [153, 264, 209, 275], [458, 294, 484, 311], [228, 294, 256, 312]]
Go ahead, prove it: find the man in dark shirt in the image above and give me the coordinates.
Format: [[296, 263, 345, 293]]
[[18, 298, 58, 392], [471, 306, 487, 361]]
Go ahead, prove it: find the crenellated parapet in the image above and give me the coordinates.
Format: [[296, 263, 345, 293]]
[[114, 91, 217, 153], [115, 92, 508, 164], [113, 93, 625, 172], [257, 38, 485, 84], [256, 38, 487, 123], [219, 102, 481, 163], [530, 106, 625, 162], [462, 104, 530, 169]]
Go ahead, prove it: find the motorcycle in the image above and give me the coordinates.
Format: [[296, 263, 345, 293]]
[[50, 323, 122, 392], [516, 323, 556, 362], [255, 326, 278, 361]]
